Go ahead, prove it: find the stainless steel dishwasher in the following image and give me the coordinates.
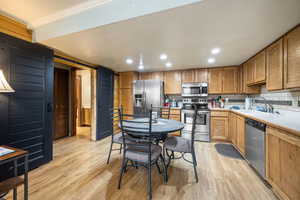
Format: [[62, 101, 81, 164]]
[[245, 118, 266, 179]]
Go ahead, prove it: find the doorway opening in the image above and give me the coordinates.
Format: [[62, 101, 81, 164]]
[[75, 69, 92, 140]]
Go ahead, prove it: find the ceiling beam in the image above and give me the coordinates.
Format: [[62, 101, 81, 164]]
[[33, 0, 202, 42]]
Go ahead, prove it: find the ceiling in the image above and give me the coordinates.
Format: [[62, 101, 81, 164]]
[[1, 0, 300, 72]]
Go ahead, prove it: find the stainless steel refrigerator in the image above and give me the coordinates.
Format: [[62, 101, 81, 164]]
[[133, 80, 164, 115]]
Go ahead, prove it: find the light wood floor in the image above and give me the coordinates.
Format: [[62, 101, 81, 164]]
[[6, 136, 278, 200]]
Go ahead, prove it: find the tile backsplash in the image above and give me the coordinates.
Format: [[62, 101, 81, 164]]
[[250, 85, 300, 110]]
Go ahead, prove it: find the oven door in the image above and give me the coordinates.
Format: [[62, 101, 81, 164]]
[[182, 111, 209, 132]]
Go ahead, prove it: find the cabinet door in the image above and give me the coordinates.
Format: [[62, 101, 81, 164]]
[[151, 72, 164, 80], [236, 116, 245, 155], [211, 117, 228, 140], [120, 89, 133, 114], [246, 60, 255, 85], [243, 64, 260, 94], [223, 67, 239, 94], [208, 68, 223, 94], [181, 69, 194, 83], [139, 72, 152, 80], [194, 68, 208, 82], [266, 127, 281, 187], [164, 70, 182, 94], [284, 26, 300, 89], [266, 39, 284, 90], [229, 113, 237, 145], [119, 72, 138, 89], [254, 51, 266, 83], [169, 109, 181, 136]]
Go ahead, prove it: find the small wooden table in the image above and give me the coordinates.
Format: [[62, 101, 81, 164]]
[[0, 146, 29, 200]]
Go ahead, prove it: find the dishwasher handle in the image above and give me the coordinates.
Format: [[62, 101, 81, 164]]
[[246, 118, 266, 132]]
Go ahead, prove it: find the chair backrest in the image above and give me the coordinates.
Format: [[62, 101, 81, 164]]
[[119, 108, 154, 155], [151, 105, 171, 119], [110, 107, 121, 137], [191, 107, 199, 149]]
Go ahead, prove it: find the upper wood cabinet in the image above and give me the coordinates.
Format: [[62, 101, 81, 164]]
[[181, 69, 194, 83], [245, 60, 255, 85], [284, 26, 300, 89], [266, 126, 300, 200], [139, 72, 152, 80], [242, 64, 260, 94], [208, 68, 223, 94], [119, 72, 138, 89], [164, 70, 182, 94], [195, 68, 208, 82], [151, 72, 164, 80], [254, 51, 266, 83], [222, 67, 239, 94], [266, 39, 284, 90]]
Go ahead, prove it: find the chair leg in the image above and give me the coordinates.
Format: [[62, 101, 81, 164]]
[[107, 141, 114, 164], [160, 154, 168, 183], [191, 151, 198, 183], [155, 161, 161, 174], [119, 144, 122, 154], [118, 158, 127, 189], [147, 162, 152, 200]]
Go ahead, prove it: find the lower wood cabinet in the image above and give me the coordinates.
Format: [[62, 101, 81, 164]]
[[169, 109, 181, 136], [266, 127, 300, 200], [236, 115, 245, 155], [211, 111, 229, 141], [229, 113, 238, 146]]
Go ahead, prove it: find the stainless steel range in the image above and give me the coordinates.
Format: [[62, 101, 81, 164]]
[[181, 98, 210, 142]]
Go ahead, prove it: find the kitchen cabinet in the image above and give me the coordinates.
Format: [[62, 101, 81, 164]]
[[223, 67, 239, 94], [284, 25, 300, 89], [169, 109, 181, 136], [139, 72, 152, 80], [236, 115, 245, 155], [229, 113, 238, 146], [246, 59, 255, 85], [242, 64, 260, 94], [195, 68, 208, 82], [151, 72, 164, 80], [211, 111, 229, 141], [120, 88, 133, 114], [208, 68, 223, 94], [181, 69, 194, 83], [266, 127, 300, 200], [254, 50, 266, 83], [266, 39, 284, 90], [164, 70, 182, 94], [119, 71, 138, 89]]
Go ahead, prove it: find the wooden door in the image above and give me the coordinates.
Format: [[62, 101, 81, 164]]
[[236, 116, 245, 155], [208, 68, 223, 94], [254, 51, 266, 83], [229, 113, 237, 145], [114, 75, 120, 108], [246, 60, 255, 85], [223, 67, 239, 94], [194, 68, 208, 82], [211, 117, 228, 141], [164, 70, 181, 94], [54, 68, 69, 140], [266, 39, 284, 90], [238, 67, 244, 94], [181, 69, 194, 83], [75, 75, 82, 126], [243, 64, 260, 94], [151, 72, 164, 80], [284, 26, 300, 89]]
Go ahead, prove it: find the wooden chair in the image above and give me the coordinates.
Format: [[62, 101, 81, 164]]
[[118, 109, 167, 200], [163, 107, 199, 182]]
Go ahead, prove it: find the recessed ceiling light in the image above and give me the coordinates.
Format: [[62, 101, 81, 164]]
[[160, 54, 168, 60], [208, 58, 215, 64], [211, 48, 221, 55], [138, 65, 144, 70], [166, 62, 172, 67], [126, 58, 133, 64]]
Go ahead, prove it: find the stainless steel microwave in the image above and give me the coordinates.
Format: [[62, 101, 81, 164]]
[[181, 83, 208, 97]]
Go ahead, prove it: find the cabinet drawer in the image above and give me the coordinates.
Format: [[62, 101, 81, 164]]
[[211, 111, 229, 117]]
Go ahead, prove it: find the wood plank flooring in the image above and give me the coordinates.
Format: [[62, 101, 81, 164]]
[[5, 135, 277, 200]]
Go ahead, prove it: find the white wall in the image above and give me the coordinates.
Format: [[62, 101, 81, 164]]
[[76, 70, 91, 108]]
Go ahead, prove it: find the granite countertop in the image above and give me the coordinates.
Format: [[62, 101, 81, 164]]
[[211, 108, 300, 137]]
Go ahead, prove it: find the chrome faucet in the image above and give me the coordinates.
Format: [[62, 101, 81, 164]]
[[256, 97, 274, 113]]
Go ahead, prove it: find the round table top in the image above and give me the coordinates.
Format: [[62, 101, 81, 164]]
[[121, 118, 184, 135]]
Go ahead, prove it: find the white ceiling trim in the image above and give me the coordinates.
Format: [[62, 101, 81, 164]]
[[29, 0, 112, 28]]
